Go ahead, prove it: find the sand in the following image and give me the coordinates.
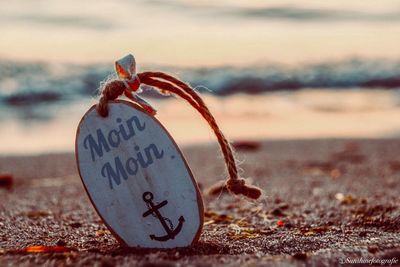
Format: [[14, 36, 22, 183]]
[[0, 139, 399, 266]]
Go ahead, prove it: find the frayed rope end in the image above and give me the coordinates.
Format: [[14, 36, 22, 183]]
[[226, 178, 262, 200]]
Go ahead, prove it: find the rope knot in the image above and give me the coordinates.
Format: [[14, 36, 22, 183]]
[[115, 54, 141, 93], [226, 178, 262, 200], [97, 55, 156, 117]]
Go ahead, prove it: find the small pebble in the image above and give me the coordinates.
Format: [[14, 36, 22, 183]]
[[69, 222, 82, 228], [0, 174, 13, 188], [292, 252, 307, 261], [56, 239, 67, 246]]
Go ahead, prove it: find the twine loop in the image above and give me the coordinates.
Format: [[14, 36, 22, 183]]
[[96, 54, 262, 200]]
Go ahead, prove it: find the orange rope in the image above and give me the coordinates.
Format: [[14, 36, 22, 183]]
[[97, 72, 262, 200]]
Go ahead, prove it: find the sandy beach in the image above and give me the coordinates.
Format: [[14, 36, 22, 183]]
[[1, 139, 399, 266]]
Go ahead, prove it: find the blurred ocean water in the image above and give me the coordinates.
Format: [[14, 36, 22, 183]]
[[0, 59, 400, 121], [1, 1, 400, 111]]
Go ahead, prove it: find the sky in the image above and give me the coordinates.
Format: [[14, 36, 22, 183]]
[[0, 0, 399, 66]]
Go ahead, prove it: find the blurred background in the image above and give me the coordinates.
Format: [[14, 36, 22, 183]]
[[1, 0, 400, 154]]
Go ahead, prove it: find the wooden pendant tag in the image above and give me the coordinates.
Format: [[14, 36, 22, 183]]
[[75, 100, 204, 248]]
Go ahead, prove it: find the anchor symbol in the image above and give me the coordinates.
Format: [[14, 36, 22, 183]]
[[142, 191, 185, 242]]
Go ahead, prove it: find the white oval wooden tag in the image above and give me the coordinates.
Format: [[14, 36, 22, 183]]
[[75, 100, 204, 248]]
